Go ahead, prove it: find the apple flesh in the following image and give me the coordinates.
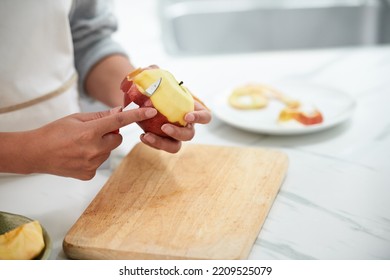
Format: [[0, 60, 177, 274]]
[[0, 220, 45, 260], [121, 67, 195, 137]]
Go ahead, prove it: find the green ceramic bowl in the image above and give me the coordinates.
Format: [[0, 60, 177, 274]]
[[0, 211, 52, 260]]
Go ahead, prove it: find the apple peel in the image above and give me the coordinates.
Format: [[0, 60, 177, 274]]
[[278, 106, 323, 125], [228, 83, 323, 126]]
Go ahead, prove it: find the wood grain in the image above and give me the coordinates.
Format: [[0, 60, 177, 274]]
[[63, 143, 288, 259]]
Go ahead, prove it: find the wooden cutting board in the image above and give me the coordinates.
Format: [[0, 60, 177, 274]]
[[63, 143, 288, 260]]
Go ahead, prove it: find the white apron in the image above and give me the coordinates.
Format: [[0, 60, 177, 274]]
[[0, 0, 80, 132]]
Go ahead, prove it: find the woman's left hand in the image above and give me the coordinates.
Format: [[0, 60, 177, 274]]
[[140, 101, 212, 153]]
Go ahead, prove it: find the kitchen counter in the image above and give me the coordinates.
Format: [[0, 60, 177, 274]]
[[1, 0, 390, 259], [1, 45, 389, 260]]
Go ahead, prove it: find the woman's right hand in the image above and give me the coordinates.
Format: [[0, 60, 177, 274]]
[[23, 107, 157, 180]]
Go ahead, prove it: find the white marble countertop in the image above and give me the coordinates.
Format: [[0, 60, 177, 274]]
[[1, 1, 389, 260]]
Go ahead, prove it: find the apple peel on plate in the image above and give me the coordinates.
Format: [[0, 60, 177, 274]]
[[228, 83, 324, 126]]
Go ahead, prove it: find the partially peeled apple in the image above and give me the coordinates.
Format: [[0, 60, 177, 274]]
[[121, 67, 195, 137]]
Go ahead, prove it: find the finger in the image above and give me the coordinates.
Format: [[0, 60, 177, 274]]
[[74, 106, 123, 122], [161, 123, 195, 141], [145, 64, 159, 70], [192, 95, 211, 112], [102, 132, 123, 151], [140, 133, 182, 154], [184, 109, 212, 124], [143, 98, 153, 107], [92, 107, 157, 135], [194, 100, 208, 111]]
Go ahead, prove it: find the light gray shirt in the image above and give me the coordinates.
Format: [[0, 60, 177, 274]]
[[69, 0, 127, 96]]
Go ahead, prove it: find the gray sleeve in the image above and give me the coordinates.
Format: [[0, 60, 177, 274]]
[[69, 0, 128, 96]]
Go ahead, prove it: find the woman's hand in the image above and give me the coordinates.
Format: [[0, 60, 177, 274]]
[[22, 107, 157, 180], [140, 101, 212, 153], [85, 57, 212, 154]]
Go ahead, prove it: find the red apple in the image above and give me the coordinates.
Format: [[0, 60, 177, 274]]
[[120, 67, 195, 137]]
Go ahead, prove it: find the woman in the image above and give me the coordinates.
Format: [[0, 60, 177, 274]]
[[0, 0, 211, 180]]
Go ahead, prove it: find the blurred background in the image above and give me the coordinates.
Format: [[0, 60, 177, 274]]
[[157, 0, 390, 55], [82, 0, 390, 110], [111, 0, 390, 57]]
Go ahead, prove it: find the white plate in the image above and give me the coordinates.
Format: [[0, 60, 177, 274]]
[[211, 81, 356, 135]]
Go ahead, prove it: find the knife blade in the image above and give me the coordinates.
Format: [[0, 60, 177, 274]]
[[144, 77, 162, 97]]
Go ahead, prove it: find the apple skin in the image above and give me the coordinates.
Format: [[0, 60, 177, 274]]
[[121, 77, 182, 137], [278, 107, 323, 125], [137, 110, 181, 137], [296, 111, 323, 125]]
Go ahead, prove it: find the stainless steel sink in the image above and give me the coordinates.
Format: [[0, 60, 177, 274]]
[[158, 0, 389, 55]]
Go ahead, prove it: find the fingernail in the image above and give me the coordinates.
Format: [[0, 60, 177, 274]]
[[185, 113, 195, 122], [162, 124, 174, 135], [145, 108, 157, 118], [144, 99, 153, 107], [143, 133, 156, 144]]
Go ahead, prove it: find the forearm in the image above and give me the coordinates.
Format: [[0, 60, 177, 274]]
[[0, 131, 39, 175], [85, 54, 135, 108]]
